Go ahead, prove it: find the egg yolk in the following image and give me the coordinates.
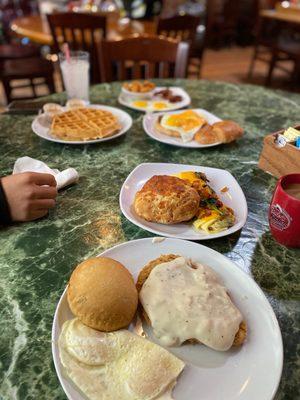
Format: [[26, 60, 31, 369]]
[[165, 111, 205, 132], [133, 101, 148, 108], [152, 102, 168, 110]]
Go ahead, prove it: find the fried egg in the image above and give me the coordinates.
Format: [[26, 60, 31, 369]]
[[160, 110, 206, 142], [131, 100, 170, 112], [59, 318, 185, 400]]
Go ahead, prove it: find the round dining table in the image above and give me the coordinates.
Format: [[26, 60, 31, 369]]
[[0, 79, 299, 399], [10, 14, 156, 45]]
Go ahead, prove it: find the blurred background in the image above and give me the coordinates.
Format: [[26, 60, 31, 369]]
[[1, 0, 300, 109]]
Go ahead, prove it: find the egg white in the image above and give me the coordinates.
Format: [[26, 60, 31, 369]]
[[59, 318, 185, 400]]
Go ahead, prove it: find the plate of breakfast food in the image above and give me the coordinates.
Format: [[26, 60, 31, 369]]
[[120, 163, 248, 240], [143, 109, 244, 148], [32, 99, 132, 144], [52, 237, 283, 400], [118, 80, 191, 112]]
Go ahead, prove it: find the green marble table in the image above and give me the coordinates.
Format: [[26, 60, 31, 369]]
[[0, 79, 299, 400]]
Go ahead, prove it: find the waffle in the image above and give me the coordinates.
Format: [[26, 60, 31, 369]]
[[50, 108, 121, 141]]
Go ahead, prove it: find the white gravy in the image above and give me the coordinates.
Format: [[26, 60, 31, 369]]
[[139, 257, 243, 351]]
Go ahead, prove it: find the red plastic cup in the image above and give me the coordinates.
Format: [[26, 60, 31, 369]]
[[269, 173, 300, 248]]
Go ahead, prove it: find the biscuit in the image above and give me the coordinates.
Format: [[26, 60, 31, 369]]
[[134, 175, 200, 224]]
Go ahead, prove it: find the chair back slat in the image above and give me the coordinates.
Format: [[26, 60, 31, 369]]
[[133, 62, 142, 80], [157, 15, 200, 45], [71, 28, 77, 49], [47, 12, 106, 83], [147, 63, 155, 79], [98, 35, 189, 82]]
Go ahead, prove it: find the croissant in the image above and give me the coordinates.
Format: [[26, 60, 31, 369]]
[[194, 120, 244, 145]]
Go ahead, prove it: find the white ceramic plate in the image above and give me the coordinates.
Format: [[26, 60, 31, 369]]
[[52, 238, 283, 400], [32, 105, 132, 145], [118, 87, 191, 112], [120, 163, 248, 240], [143, 109, 222, 148]]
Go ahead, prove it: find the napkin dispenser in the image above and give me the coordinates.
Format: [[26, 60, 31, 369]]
[[258, 125, 300, 178]]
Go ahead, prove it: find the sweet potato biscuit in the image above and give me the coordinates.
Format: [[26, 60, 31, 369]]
[[134, 175, 200, 224], [137, 254, 247, 347], [50, 107, 121, 141]]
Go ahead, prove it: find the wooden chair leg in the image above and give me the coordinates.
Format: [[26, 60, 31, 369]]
[[45, 73, 55, 94], [30, 78, 37, 97], [291, 60, 300, 86], [248, 45, 259, 79], [265, 52, 277, 87], [248, 16, 265, 80], [1, 78, 12, 104]]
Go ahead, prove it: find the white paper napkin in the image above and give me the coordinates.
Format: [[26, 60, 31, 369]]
[[13, 156, 79, 190]]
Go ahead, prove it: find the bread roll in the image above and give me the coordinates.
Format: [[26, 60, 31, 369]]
[[194, 120, 244, 144], [134, 175, 200, 224], [67, 257, 138, 332]]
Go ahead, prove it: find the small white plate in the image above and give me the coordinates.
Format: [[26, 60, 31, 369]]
[[143, 108, 222, 148], [120, 163, 248, 240], [118, 87, 191, 112], [52, 237, 283, 400], [32, 104, 132, 145]]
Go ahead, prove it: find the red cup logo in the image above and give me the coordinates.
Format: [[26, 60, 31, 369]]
[[270, 204, 292, 231]]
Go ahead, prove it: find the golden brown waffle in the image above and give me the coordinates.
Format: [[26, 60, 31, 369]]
[[50, 108, 121, 141]]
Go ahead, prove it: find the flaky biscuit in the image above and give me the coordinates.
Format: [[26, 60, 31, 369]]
[[134, 175, 200, 224]]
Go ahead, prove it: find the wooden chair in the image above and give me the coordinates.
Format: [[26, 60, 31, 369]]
[[0, 57, 55, 104], [47, 12, 107, 84], [0, 44, 40, 60], [156, 15, 203, 76], [248, 11, 300, 86], [0, 2, 55, 104], [205, 0, 240, 47], [157, 15, 201, 43], [266, 39, 300, 86], [98, 35, 190, 82]]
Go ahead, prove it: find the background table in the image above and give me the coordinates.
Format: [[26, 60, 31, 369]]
[[0, 79, 299, 399], [10, 15, 156, 45], [260, 8, 300, 24]]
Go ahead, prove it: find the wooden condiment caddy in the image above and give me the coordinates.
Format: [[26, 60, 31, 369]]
[[258, 125, 300, 178]]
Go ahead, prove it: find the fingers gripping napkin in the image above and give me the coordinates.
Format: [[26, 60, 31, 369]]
[[13, 157, 79, 190]]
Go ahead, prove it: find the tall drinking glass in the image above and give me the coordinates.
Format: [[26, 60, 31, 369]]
[[59, 51, 90, 102]]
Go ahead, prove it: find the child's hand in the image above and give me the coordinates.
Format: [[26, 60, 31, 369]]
[[1, 172, 58, 222]]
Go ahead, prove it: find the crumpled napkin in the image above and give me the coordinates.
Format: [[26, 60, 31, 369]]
[[13, 156, 79, 190]]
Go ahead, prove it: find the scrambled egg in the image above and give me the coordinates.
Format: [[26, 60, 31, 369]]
[[174, 171, 235, 234]]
